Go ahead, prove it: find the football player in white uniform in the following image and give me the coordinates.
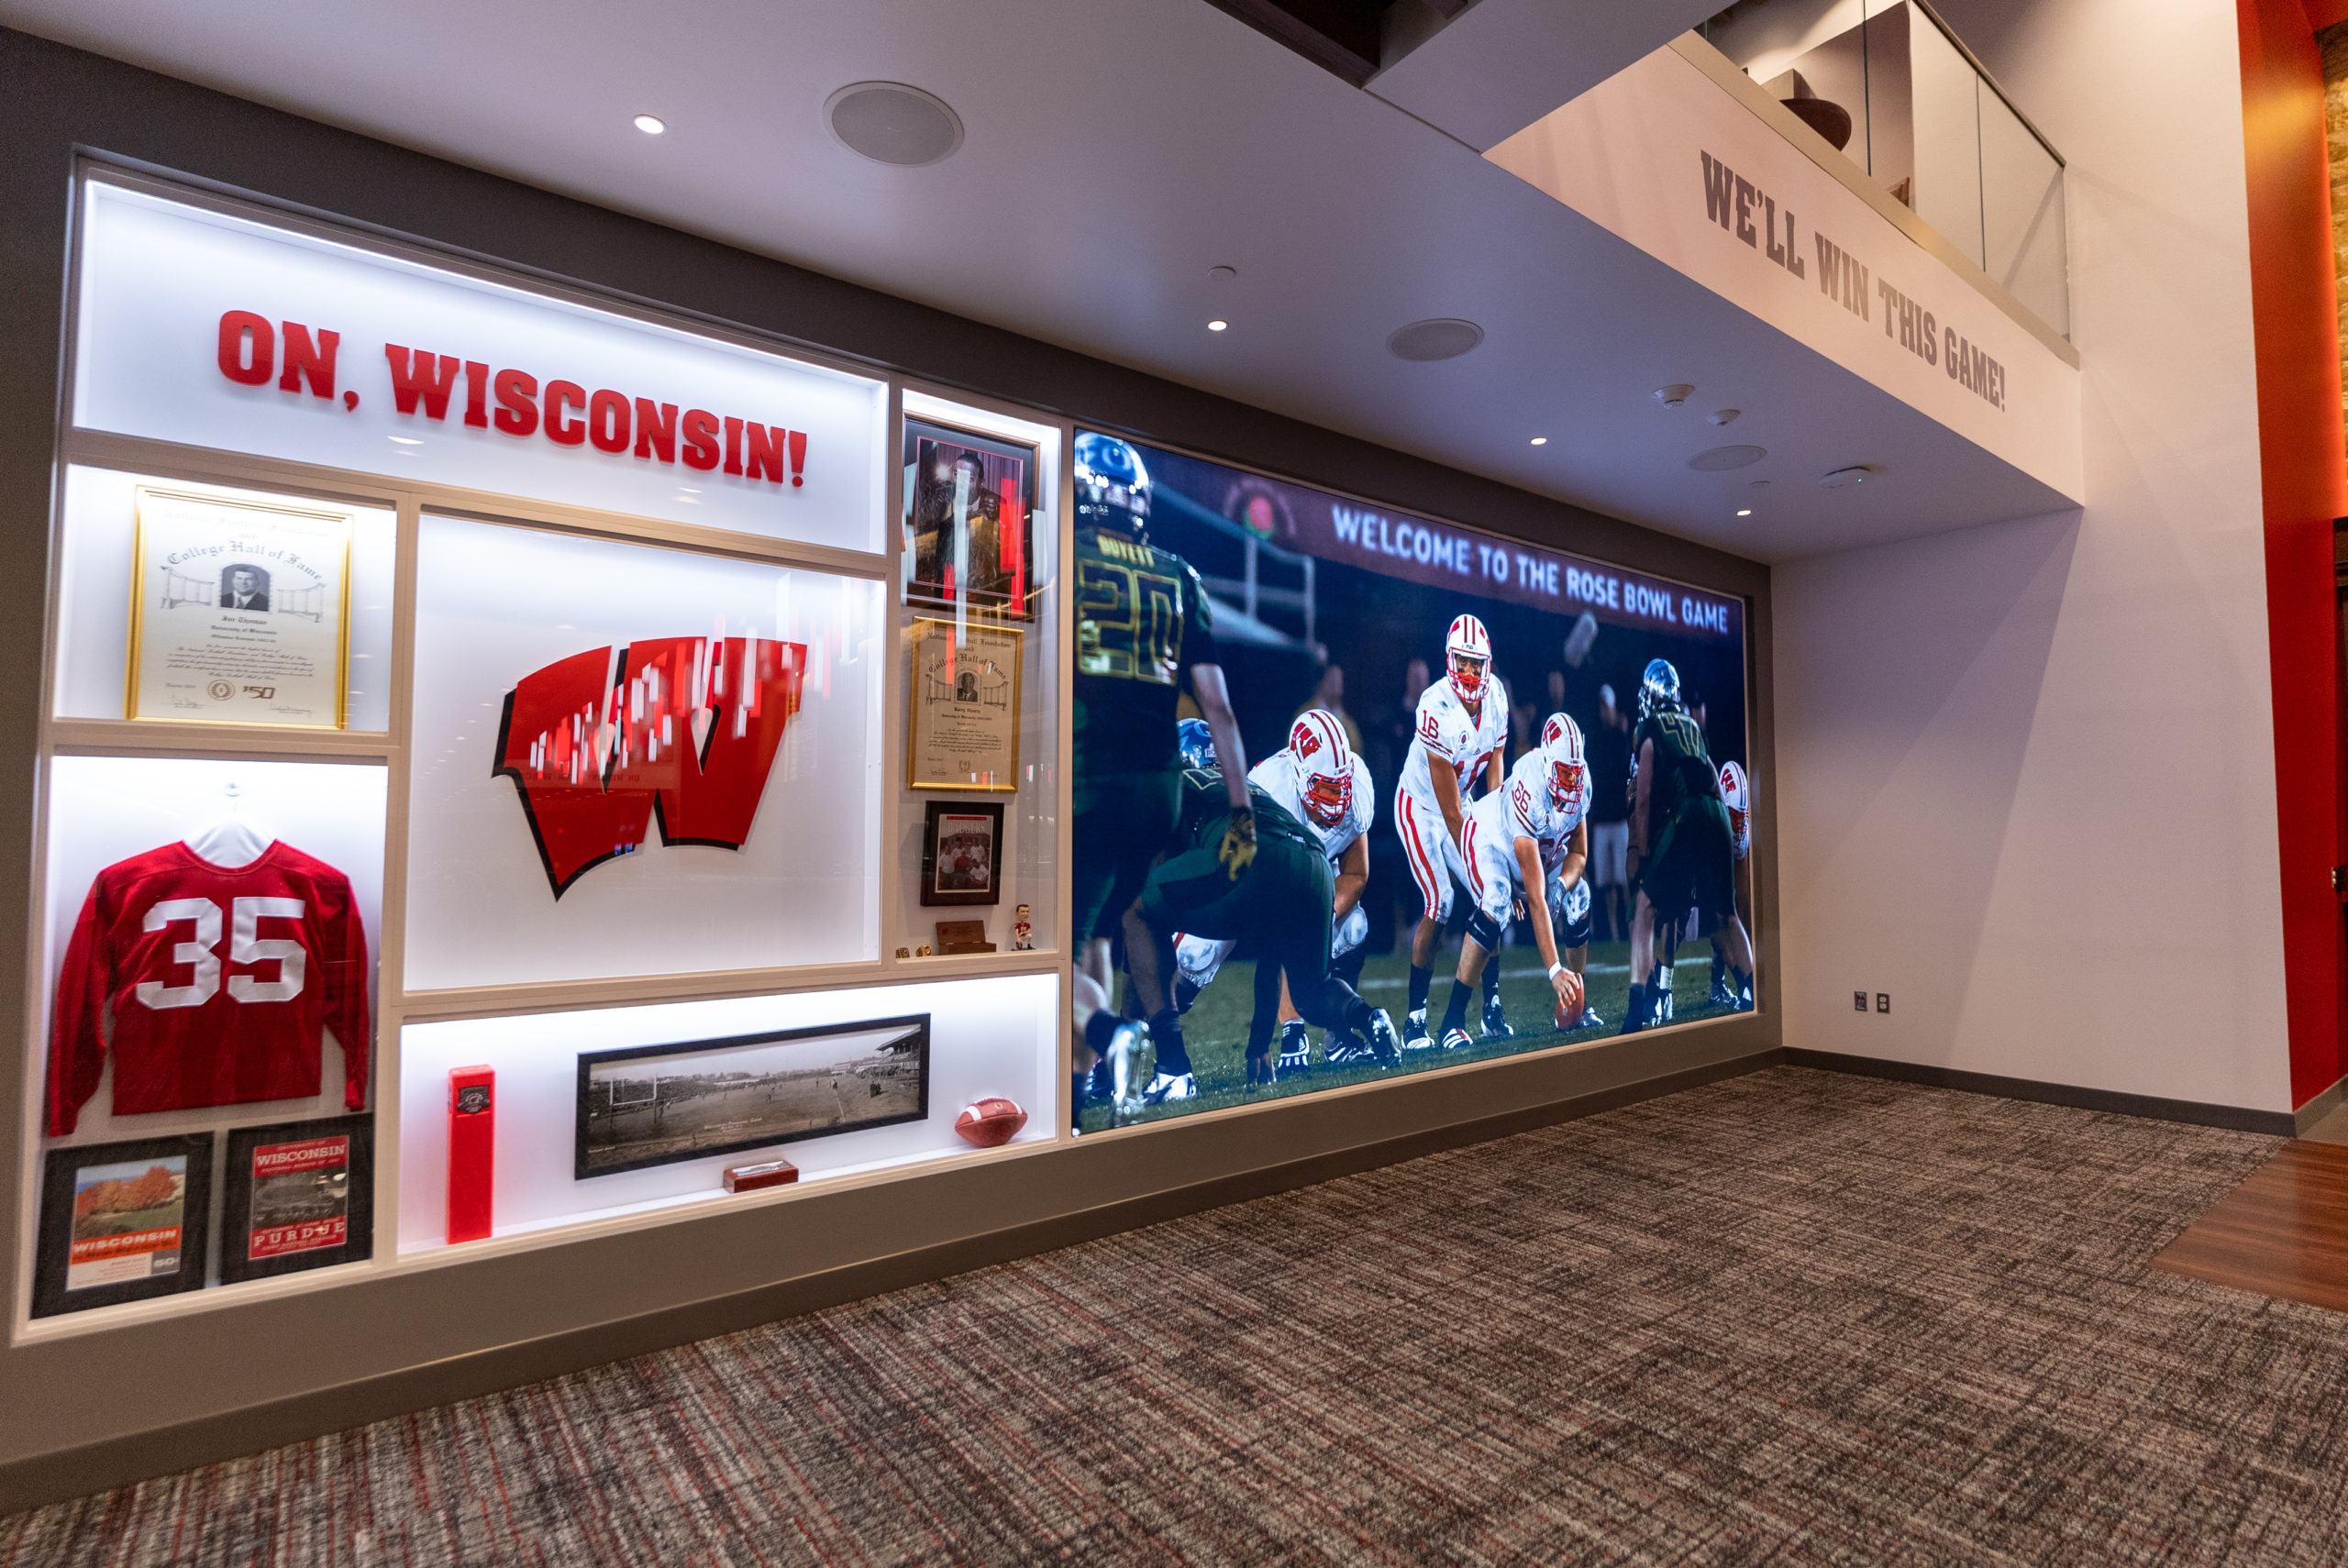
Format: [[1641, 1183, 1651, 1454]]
[[1708, 759, 1755, 1008], [1394, 614, 1510, 1046], [1430, 714, 1596, 1049], [1174, 709, 1377, 1079]]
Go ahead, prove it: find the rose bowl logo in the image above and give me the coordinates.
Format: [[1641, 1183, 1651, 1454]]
[[494, 635, 806, 897]]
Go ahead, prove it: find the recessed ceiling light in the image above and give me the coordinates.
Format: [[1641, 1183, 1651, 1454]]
[[1735, 508, 1753, 516], [1387, 318, 1483, 361], [633, 114, 666, 136], [825, 82, 964, 166], [1529, 436, 1547, 446], [1208, 319, 1228, 332]]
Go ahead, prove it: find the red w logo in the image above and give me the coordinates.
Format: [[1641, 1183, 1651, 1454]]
[[493, 636, 805, 897]]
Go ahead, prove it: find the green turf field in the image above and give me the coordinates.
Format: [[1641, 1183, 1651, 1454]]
[[1076, 936, 1750, 1133]]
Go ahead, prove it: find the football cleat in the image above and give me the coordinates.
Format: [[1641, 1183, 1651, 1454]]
[[1480, 994, 1515, 1041], [1105, 1019, 1147, 1110], [1366, 1008, 1401, 1064], [1734, 976, 1755, 1013], [1325, 1036, 1383, 1068], [1319, 1024, 1361, 1064], [1276, 1019, 1312, 1076], [1246, 1055, 1278, 1089], [1656, 966, 1676, 1023], [1403, 1007, 1434, 1050], [1441, 1027, 1475, 1052], [1708, 970, 1738, 1009], [1569, 1006, 1606, 1031], [1139, 1071, 1196, 1106]]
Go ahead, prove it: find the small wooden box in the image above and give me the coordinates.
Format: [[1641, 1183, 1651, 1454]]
[[935, 918, 996, 955], [724, 1158, 799, 1194]]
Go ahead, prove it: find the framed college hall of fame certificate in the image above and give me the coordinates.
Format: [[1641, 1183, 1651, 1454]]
[[127, 487, 354, 729], [906, 617, 1022, 791]]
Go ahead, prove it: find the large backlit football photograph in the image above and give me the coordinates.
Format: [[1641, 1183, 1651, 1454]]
[[1070, 433, 1752, 1133]]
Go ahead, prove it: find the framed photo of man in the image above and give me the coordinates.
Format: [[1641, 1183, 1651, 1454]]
[[919, 800, 1004, 906], [905, 617, 1022, 790], [901, 419, 1036, 620], [127, 486, 353, 728]]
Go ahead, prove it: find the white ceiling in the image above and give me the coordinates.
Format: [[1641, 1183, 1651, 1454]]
[[0, 0, 2076, 562]]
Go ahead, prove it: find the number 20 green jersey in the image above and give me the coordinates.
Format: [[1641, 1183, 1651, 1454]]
[[1074, 525, 1217, 778]]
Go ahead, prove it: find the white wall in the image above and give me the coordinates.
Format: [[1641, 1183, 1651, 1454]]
[[1773, 0, 2296, 1110]]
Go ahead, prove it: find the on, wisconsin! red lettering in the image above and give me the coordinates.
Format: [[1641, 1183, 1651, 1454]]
[[384, 345, 808, 486], [212, 311, 809, 489], [493, 635, 806, 897]]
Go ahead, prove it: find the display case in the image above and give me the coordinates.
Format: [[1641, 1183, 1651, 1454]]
[[15, 159, 1756, 1350], [15, 168, 1069, 1336]]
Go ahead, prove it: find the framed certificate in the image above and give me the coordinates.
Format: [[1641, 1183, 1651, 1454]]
[[33, 1134, 215, 1318], [127, 486, 353, 728], [906, 617, 1021, 791], [902, 419, 1036, 620]]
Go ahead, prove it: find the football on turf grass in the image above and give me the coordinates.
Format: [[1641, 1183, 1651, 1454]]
[[954, 1098, 1028, 1147], [1553, 970, 1587, 1029]]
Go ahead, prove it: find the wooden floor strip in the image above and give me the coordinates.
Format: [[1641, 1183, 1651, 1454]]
[[2151, 1139, 2348, 1311]]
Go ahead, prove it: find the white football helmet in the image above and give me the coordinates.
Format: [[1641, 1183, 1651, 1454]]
[[1720, 759, 1751, 860], [1445, 614, 1491, 702], [1541, 712, 1588, 811], [1287, 708, 1355, 828]]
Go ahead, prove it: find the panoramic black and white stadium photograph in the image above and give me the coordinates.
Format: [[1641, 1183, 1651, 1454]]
[[575, 1016, 930, 1177]]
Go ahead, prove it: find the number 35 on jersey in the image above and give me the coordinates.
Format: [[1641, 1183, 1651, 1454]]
[[45, 840, 371, 1135]]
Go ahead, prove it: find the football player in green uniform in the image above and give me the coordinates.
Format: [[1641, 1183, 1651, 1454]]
[[1070, 433, 1254, 1118], [1122, 766, 1400, 1099], [1623, 658, 1755, 1032]]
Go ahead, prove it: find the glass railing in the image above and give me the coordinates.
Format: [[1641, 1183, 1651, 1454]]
[[1699, 0, 2068, 338]]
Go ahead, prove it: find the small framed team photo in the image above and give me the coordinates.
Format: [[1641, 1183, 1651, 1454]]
[[219, 1114, 376, 1285], [33, 1133, 215, 1318], [920, 800, 1004, 907]]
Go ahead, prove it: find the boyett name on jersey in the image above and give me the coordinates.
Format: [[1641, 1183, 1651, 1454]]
[[215, 311, 809, 488]]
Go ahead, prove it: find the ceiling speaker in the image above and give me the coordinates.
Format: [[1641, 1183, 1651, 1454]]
[[1387, 318, 1484, 361], [825, 83, 964, 167], [1688, 445, 1767, 471]]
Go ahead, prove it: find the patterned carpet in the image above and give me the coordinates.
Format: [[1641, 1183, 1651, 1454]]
[[6, 1066, 2342, 1567]]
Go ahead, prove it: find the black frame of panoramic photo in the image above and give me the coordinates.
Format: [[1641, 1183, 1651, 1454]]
[[573, 1014, 933, 1179]]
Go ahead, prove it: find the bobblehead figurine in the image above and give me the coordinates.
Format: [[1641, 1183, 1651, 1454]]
[[1013, 903, 1034, 951]]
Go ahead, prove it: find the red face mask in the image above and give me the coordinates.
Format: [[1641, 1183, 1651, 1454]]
[[1450, 654, 1487, 701], [1302, 769, 1352, 827]]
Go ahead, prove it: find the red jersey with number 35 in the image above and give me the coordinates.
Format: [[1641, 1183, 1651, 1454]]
[[46, 842, 371, 1135]]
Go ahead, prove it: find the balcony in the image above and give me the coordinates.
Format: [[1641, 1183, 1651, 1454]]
[[1698, 0, 2069, 338]]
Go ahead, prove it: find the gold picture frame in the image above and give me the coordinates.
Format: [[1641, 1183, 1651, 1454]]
[[127, 486, 355, 730], [905, 617, 1022, 791]]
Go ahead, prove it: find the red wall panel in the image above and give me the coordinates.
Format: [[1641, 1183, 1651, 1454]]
[[2238, 0, 2348, 1107]]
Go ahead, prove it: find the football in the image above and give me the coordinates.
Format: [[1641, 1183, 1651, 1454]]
[[1553, 969, 1587, 1029], [954, 1097, 1028, 1148]]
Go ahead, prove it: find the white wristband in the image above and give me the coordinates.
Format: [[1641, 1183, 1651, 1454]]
[[1547, 961, 1566, 980]]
